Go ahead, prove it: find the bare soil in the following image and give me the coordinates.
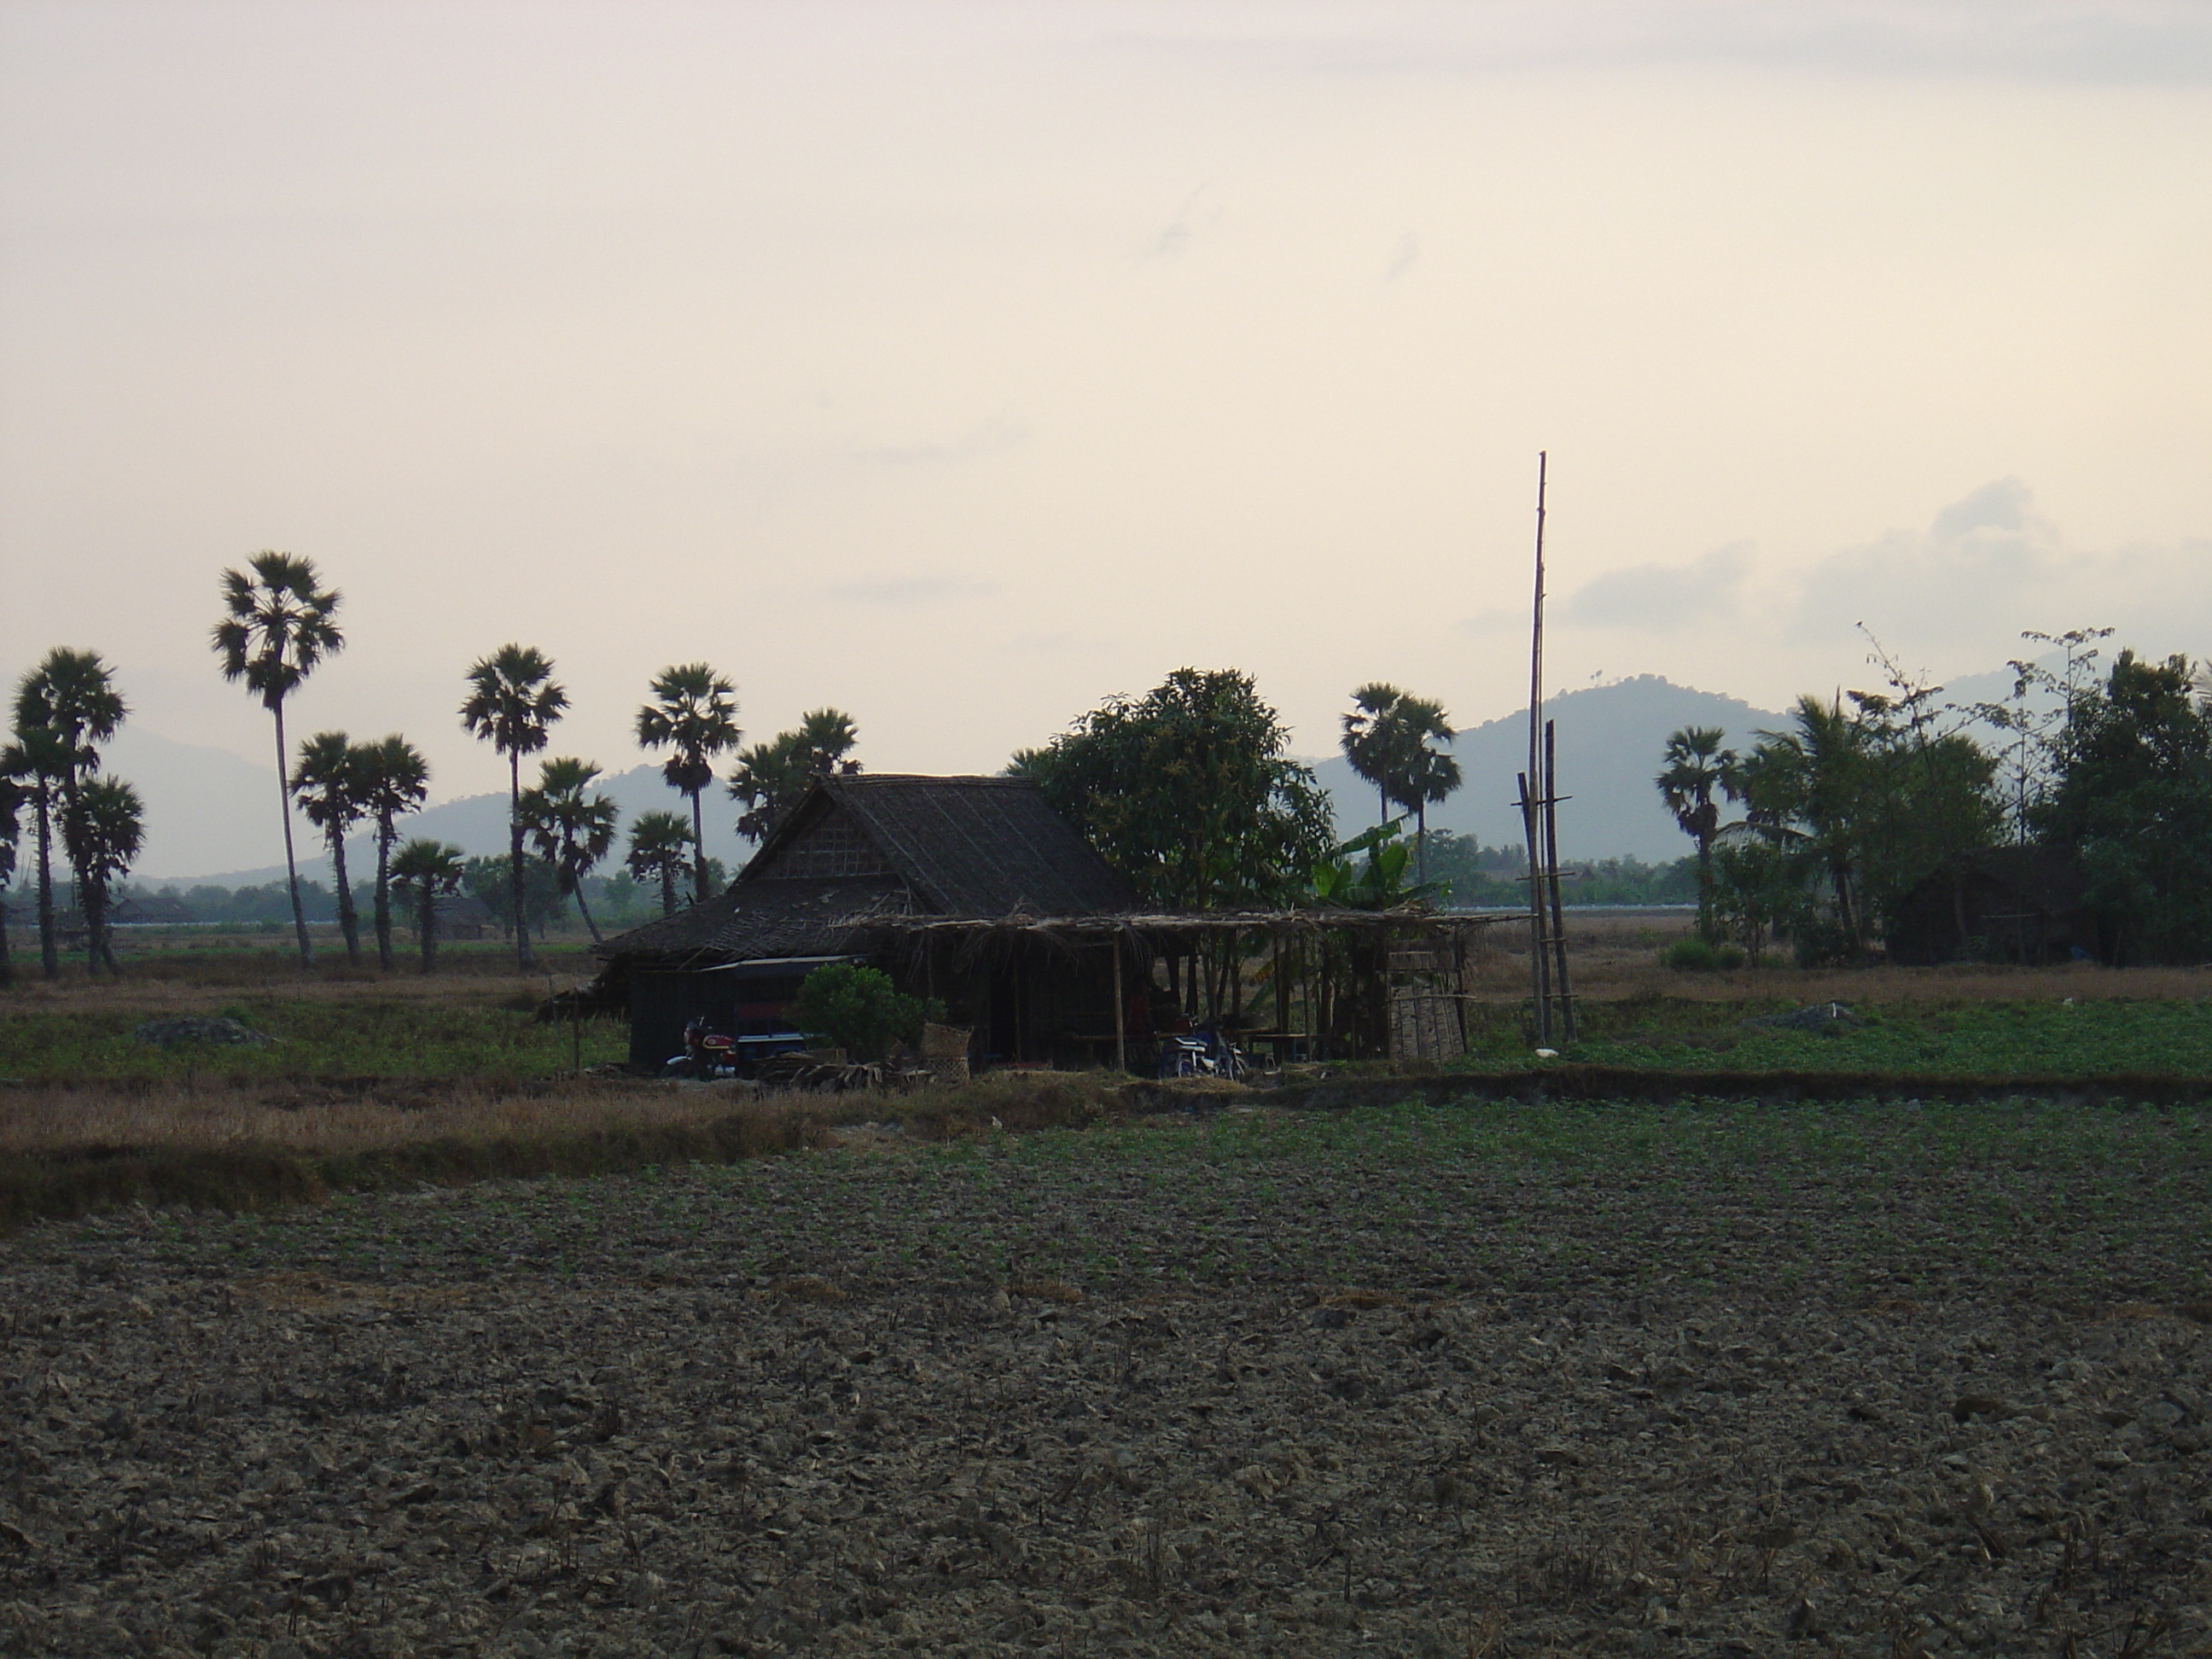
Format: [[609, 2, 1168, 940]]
[[3, 1106, 2208, 1659]]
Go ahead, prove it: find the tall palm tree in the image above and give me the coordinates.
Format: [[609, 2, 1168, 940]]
[[355, 735, 431, 972], [11, 649, 127, 978], [635, 663, 740, 905], [60, 776, 143, 976], [1341, 683, 1410, 830], [727, 708, 859, 843], [1656, 725, 1738, 940], [293, 731, 369, 961], [460, 645, 568, 971], [1743, 696, 1873, 952], [0, 774, 23, 987], [389, 838, 464, 973], [519, 757, 619, 944], [626, 810, 695, 916], [211, 552, 343, 969], [1388, 694, 1459, 885]]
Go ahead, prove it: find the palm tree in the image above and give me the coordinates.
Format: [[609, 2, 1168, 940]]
[[1742, 696, 1874, 952], [293, 731, 369, 961], [10, 649, 127, 978], [211, 552, 343, 969], [354, 735, 430, 972], [1656, 725, 1738, 940], [635, 663, 740, 905], [0, 774, 23, 987], [727, 708, 859, 843], [1341, 683, 1411, 830], [460, 645, 568, 971], [1388, 694, 1459, 886], [389, 838, 464, 973], [60, 776, 143, 976], [626, 811, 695, 916], [519, 758, 619, 944]]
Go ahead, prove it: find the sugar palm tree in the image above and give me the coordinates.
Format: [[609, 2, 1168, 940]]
[[1388, 694, 1459, 886], [1656, 725, 1738, 940], [727, 708, 859, 843], [460, 645, 568, 971], [10, 649, 127, 978], [293, 731, 369, 961], [625, 810, 695, 916], [389, 838, 465, 973], [212, 552, 344, 969], [60, 775, 143, 976], [0, 774, 22, 987], [355, 735, 431, 971], [1341, 683, 1411, 830], [519, 757, 619, 944], [635, 663, 740, 905]]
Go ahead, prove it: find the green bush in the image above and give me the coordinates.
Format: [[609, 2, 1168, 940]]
[[790, 963, 932, 1062], [1713, 942, 1748, 970], [1662, 938, 1720, 971]]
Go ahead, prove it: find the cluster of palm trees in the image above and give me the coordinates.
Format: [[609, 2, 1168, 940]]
[[1, 648, 138, 981], [1338, 683, 1462, 882]]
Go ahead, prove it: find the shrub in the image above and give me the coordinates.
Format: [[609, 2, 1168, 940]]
[[790, 963, 931, 1062], [1663, 938, 1720, 971]]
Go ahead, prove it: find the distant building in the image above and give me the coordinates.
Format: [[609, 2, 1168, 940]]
[[1887, 847, 2106, 966]]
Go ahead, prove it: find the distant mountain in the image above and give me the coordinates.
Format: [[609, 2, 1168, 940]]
[[1303, 675, 1785, 865]]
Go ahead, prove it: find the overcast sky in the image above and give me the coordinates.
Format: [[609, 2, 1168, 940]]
[[4, 0, 2209, 806]]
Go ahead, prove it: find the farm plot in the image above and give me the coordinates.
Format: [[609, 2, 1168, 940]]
[[1, 1101, 2208, 1657]]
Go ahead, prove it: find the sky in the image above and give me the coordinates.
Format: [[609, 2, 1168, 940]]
[[4, 0, 2209, 819]]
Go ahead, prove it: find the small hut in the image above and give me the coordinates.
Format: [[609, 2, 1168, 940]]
[[596, 773, 1499, 1074]]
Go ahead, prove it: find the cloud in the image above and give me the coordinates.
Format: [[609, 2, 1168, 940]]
[[825, 574, 997, 608], [1383, 230, 1420, 282], [1791, 478, 2058, 643], [853, 414, 1029, 467], [1111, 3, 2212, 89], [1562, 544, 1750, 631]]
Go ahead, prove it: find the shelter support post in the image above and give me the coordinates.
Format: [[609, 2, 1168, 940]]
[[1111, 931, 1126, 1075]]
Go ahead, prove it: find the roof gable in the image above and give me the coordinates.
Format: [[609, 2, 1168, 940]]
[[745, 774, 1137, 917]]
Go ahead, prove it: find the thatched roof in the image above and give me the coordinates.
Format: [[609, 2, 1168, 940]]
[[598, 775, 1138, 965]]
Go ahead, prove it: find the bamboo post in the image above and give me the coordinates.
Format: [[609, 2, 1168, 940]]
[[1544, 719, 1575, 1044], [1518, 771, 1551, 1045], [1111, 931, 1126, 1074], [1522, 450, 1552, 1049]]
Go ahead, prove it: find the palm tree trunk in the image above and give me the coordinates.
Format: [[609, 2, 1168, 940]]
[[572, 878, 604, 945], [330, 829, 360, 960], [34, 786, 56, 977], [373, 818, 396, 971], [689, 788, 707, 905], [1696, 837, 1714, 942], [660, 865, 676, 917], [0, 882, 12, 987], [420, 886, 438, 972], [84, 875, 110, 977], [273, 701, 313, 969], [509, 752, 533, 971], [1416, 802, 1428, 887]]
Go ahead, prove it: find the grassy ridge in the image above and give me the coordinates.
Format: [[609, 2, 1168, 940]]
[[1458, 996, 2212, 1075]]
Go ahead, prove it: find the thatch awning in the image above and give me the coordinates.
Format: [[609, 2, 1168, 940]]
[[841, 906, 1512, 941]]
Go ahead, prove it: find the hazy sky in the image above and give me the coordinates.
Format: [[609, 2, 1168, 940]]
[[4, 0, 2209, 808]]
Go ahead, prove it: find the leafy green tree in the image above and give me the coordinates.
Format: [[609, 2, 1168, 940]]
[[460, 644, 568, 970], [1340, 684, 1459, 882], [355, 735, 430, 971], [2032, 649, 2212, 962], [212, 552, 344, 969], [61, 776, 143, 975], [390, 839, 465, 971], [1656, 725, 1737, 940], [463, 854, 568, 944], [635, 663, 741, 903], [0, 774, 23, 987], [1307, 822, 1441, 911], [729, 708, 860, 843], [790, 962, 932, 1062], [625, 810, 696, 917], [292, 731, 369, 961], [9, 649, 127, 977], [1340, 684, 1409, 830], [519, 757, 619, 944], [1015, 668, 1333, 909]]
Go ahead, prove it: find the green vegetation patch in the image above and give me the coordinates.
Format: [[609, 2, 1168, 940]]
[[0, 997, 628, 1082], [1456, 995, 2212, 1077]]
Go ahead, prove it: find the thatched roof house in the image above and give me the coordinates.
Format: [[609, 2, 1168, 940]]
[[598, 771, 1499, 1074], [1886, 846, 2105, 965]]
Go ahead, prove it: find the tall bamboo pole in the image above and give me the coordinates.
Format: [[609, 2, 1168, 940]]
[[1524, 451, 1551, 1045], [1545, 719, 1575, 1043]]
